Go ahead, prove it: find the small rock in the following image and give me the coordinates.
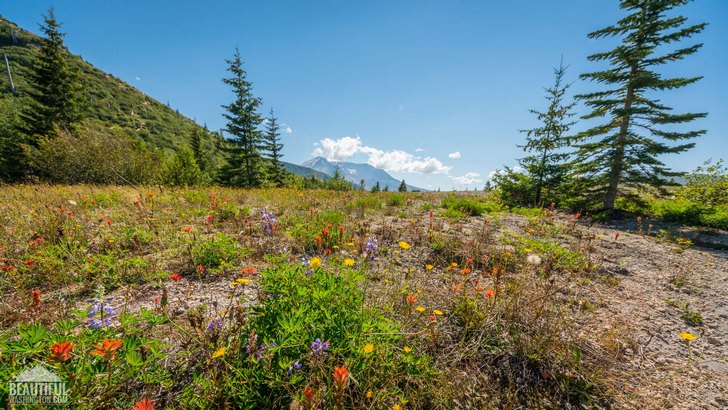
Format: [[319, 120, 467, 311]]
[[706, 337, 723, 346]]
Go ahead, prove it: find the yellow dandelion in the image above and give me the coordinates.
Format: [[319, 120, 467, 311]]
[[399, 241, 411, 250], [366, 390, 373, 399], [310, 257, 322, 269], [383, 278, 389, 284], [363, 343, 374, 354], [230, 278, 251, 287], [403, 346, 412, 353], [393, 404, 402, 410], [425, 264, 434, 270], [212, 347, 227, 359], [680, 332, 697, 342], [415, 306, 425, 313], [433, 309, 443, 316], [344, 258, 355, 267]]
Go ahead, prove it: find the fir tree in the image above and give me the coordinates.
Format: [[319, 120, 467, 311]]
[[573, 0, 707, 210], [262, 108, 286, 186], [398, 180, 408, 192], [370, 181, 381, 193], [519, 60, 576, 205], [190, 128, 209, 173], [218, 47, 264, 188], [24, 7, 82, 137]]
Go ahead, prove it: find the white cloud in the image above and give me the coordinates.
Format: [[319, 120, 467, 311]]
[[450, 172, 482, 185], [415, 148, 425, 152], [134, 76, 141, 81], [448, 151, 461, 159], [285, 126, 293, 134], [312, 136, 451, 174]]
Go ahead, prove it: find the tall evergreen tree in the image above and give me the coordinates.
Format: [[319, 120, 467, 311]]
[[262, 108, 286, 186], [24, 7, 82, 137], [398, 180, 408, 192], [218, 47, 264, 188], [573, 0, 706, 210], [190, 127, 209, 173], [519, 60, 576, 205]]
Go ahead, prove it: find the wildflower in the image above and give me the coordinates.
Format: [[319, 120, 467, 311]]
[[363, 343, 374, 354], [321, 228, 330, 237], [366, 390, 373, 399], [23, 259, 36, 267], [261, 209, 277, 234], [206, 214, 213, 224], [303, 388, 316, 407], [451, 284, 461, 292], [311, 338, 330, 355], [399, 241, 411, 250], [230, 278, 251, 287], [459, 267, 471, 275], [287, 360, 302, 375], [240, 266, 255, 275], [212, 347, 227, 359], [153, 296, 160, 304], [86, 297, 117, 329], [393, 405, 402, 410], [364, 236, 379, 260], [132, 398, 155, 410], [615, 232, 621, 240], [206, 317, 223, 332], [405, 294, 417, 304], [197, 264, 204, 273], [0, 264, 15, 272], [183, 226, 193, 232], [314, 236, 323, 247], [171, 272, 181, 281], [526, 254, 542, 265], [403, 346, 412, 353], [428, 315, 436, 323], [680, 332, 697, 342], [425, 264, 434, 271], [523, 248, 533, 253], [484, 289, 496, 298], [32, 289, 42, 308], [344, 258, 355, 267], [91, 339, 123, 360], [310, 257, 322, 269], [433, 309, 443, 316], [50, 342, 74, 362], [415, 306, 425, 313], [332, 365, 349, 390]]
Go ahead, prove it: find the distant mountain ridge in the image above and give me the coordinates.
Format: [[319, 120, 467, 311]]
[[301, 156, 425, 191]]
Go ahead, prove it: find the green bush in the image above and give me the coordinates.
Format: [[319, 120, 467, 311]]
[[192, 234, 247, 271], [222, 263, 433, 408], [441, 195, 503, 216]]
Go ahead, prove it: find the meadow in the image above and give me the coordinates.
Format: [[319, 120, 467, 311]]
[[1, 185, 725, 409]]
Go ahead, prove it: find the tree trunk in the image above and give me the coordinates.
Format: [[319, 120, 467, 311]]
[[604, 65, 637, 210]]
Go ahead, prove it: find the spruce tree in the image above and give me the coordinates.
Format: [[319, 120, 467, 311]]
[[519, 60, 575, 205], [25, 7, 82, 137], [218, 48, 264, 188], [398, 180, 408, 192], [262, 108, 286, 186], [370, 181, 381, 193], [573, 0, 706, 210]]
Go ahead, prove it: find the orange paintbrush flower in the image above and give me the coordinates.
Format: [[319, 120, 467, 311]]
[[332, 365, 349, 390], [50, 342, 75, 362], [405, 294, 417, 305], [132, 398, 155, 410], [91, 339, 123, 360]]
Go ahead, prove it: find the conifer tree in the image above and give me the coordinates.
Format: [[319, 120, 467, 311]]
[[520, 60, 575, 205], [398, 180, 408, 192], [24, 7, 82, 137], [573, 0, 706, 210], [218, 48, 264, 188], [262, 108, 286, 186], [190, 127, 209, 173], [370, 181, 381, 193]]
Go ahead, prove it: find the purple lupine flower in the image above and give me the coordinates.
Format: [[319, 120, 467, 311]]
[[287, 360, 302, 375], [364, 236, 379, 260], [86, 297, 118, 329], [311, 338, 330, 355], [255, 341, 276, 360], [260, 208, 277, 235], [206, 317, 223, 332], [87, 319, 102, 329]]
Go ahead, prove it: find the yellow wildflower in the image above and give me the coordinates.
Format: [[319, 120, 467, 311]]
[[344, 258, 355, 267], [366, 390, 373, 399], [680, 332, 697, 342], [403, 346, 412, 353], [425, 264, 434, 270], [363, 343, 374, 354], [415, 306, 425, 313], [230, 278, 251, 287], [523, 248, 533, 253], [399, 241, 411, 250], [212, 347, 227, 359], [346, 242, 355, 247], [310, 257, 322, 269], [433, 309, 443, 316], [393, 404, 402, 410]]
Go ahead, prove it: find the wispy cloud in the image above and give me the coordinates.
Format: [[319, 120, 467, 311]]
[[313, 136, 451, 174], [450, 172, 482, 185], [448, 151, 461, 159]]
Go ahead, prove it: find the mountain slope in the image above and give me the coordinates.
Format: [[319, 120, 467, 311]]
[[282, 161, 330, 180], [0, 14, 222, 160], [301, 156, 425, 191]]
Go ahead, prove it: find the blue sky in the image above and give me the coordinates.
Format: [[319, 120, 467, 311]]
[[4, 1, 727, 190]]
